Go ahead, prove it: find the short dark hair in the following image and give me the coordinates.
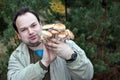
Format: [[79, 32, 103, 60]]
[[13, 6, 40, 32]]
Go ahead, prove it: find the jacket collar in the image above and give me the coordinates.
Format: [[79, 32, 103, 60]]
[[16, 42, 29, 54]]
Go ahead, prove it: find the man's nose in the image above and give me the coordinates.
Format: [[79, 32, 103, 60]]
[[28, 28, 33, 34]]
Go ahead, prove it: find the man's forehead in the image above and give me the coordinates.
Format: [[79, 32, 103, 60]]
[[16, 12, 38, 28], [17, 12, 37, 21]]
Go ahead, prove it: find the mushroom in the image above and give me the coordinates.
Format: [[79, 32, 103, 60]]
[[41, 23, 74, 43]]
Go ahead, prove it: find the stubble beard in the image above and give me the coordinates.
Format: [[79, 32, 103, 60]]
[[26, 35, 41, 47], [27, 41, 41, 47]]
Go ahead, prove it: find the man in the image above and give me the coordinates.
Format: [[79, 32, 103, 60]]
[[7, 6, 94, 80]]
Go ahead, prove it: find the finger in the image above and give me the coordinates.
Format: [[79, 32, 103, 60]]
[[47, 42, 58, 48], [46, 46, 57, 52], [50, 38, 61, 44]]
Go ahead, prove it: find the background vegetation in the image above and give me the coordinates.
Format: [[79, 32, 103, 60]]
[[0, 0, 120, 80]]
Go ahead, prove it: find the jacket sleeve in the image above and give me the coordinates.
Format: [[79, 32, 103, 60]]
[[66, 40, 94, 80], [7, 51, 47, 80]]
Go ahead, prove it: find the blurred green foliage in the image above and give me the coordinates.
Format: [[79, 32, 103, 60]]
[[0, 0, 120, 80]]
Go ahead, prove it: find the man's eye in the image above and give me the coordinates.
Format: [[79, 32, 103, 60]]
[[31, 24, 37, 28], [21, 28, 26, 32]]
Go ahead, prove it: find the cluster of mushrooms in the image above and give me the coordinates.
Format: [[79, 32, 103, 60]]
[[40, 23, 74, 43]]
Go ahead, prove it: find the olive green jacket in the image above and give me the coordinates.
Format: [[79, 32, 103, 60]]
[[7, 40, 93, 80]]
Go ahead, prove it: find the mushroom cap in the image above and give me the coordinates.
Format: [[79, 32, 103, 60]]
[[66, 29, 74, 39], [41, 30, 52, 38], [42, 24, 54, 30], [50, 29, 59, 34], [58, 31, 67, 38], [53, 23, 66, 31]]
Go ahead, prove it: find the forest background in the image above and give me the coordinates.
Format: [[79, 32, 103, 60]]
[[0, 0, 120, 80]]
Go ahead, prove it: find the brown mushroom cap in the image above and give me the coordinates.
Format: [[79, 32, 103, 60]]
[[50, 29, 59, 34], [42, 24, 54, 30], [53, 23, 66, 31], [58, 31, 67, 38], [66, 29, 74, 39], [42, 30, 52, 38]]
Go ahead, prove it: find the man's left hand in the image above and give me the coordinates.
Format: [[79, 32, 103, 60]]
[[46, 38, 74, 60]]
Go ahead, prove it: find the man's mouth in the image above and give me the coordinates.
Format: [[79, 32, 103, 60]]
[[29, 35, 37, 40]]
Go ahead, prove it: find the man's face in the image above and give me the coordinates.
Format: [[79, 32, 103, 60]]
[[16, 12, 42, 47]]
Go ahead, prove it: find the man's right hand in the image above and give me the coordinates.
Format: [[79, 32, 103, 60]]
[[41, 45, 57, 67]]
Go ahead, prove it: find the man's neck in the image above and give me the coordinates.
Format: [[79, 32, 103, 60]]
[[29, 42, 44, 50]]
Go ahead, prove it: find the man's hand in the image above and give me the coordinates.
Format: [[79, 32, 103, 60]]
[[46, 38, 74, 60], [41, 45, 57, 67]]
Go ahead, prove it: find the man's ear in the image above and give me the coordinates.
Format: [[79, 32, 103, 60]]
[[39, 21, 41, 24], [16, 31, 21, 40]]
